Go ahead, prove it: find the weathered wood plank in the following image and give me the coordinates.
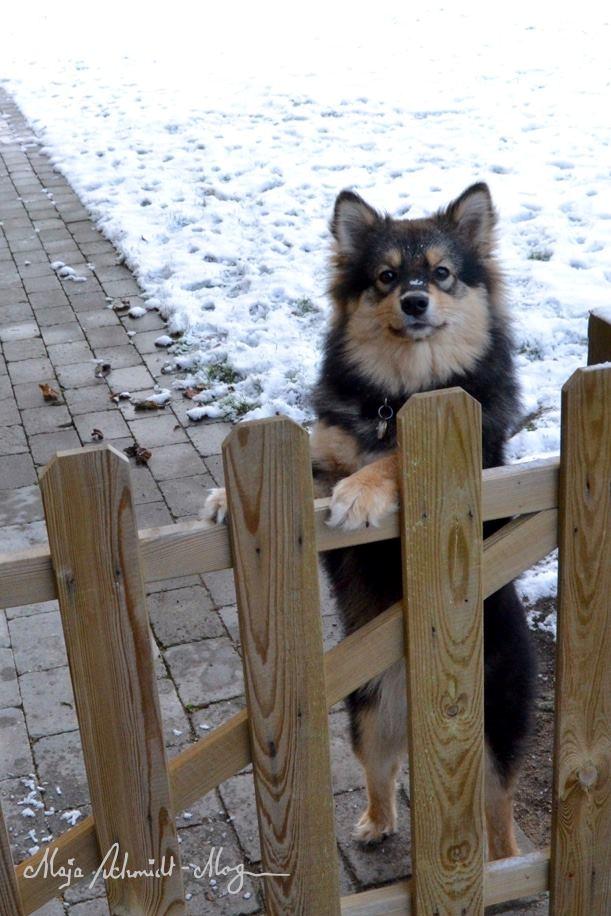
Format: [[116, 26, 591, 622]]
[[340, 850, 549, 914], [223, 418, 340, 915], [550, 365, 611, 915], [0, 458, 559, 610], [15, 505, 558, 913], [39, 446, 185, 915], [587, 307, 611, 365], [0, 800, 24, 916], [398, 388, 485, 914]]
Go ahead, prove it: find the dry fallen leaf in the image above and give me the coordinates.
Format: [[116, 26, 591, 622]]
[[111, 298, 130, 312], [91, 429, 104, 441], [39, 383, 59, 402], [94, 361, 111, 378], [132, 399, 162, 411], [109, 390, 131, 403], [183, 385, 205, 399], [124, 443, 152, 466]]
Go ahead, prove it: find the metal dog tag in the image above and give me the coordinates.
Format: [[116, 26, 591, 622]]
[[376, 399, 394, 440]]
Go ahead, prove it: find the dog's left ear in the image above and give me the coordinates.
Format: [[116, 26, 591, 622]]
[[445, 183, 497, 255]]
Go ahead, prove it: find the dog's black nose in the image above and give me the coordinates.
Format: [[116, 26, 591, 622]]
[[401, 293, 429, 317]]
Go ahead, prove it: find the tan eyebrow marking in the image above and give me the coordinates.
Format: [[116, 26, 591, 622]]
[[383, 248, 402, 269], [426, 245, 456, 272]]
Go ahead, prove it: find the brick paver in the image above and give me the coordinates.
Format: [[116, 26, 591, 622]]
[[0, 89, 547, 915]]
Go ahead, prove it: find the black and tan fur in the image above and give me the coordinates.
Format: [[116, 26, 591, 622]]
[[310, 183, 536, 858], [205, 182, 535, 860]]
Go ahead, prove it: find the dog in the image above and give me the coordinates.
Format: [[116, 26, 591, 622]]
[[205, 182, 536, 860]]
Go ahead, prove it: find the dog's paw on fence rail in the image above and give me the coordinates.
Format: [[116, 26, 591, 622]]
[[203, 487, 228, 524]]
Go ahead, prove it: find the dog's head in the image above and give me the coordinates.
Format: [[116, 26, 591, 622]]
[[329, 183, 500, 344]]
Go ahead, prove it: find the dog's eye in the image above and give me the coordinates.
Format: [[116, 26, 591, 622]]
[[378, 269, 397, 285], [433, 266, 450, 282]]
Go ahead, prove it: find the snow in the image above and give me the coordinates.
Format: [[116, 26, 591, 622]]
[[127, 306, 147, 319], [1, 1, 609, 615], [131, 388, 172, 408], [60, 809, 82, 827]]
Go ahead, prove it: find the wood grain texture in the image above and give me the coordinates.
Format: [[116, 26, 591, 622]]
[[15, 503, 558, 913], [0, 800, 24, 916], [587, 308, 611, 365], [398, 388, 485, 915], [0, 457, 559, 610], [39, 446, 185, 915], [340, 850, 549, 915], [550, 365, 611, 915], [223, 418, 340, 915]]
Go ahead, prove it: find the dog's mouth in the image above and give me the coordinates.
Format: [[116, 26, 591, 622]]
[[389, 320, 447, 341]]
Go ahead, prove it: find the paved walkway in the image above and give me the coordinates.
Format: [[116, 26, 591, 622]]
[[0, 89, 547, 915]]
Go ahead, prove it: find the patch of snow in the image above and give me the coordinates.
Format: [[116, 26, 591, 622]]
[[2, 2, 608, 621], [50, 260, 87, 282], [60, 809, 82, 826], [131, 388, 171, 407]]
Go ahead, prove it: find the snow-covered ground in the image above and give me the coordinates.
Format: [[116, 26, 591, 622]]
[[2, 2, 610, 622]]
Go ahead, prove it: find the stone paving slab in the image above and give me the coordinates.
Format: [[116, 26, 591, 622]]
[[148, 585, 222, 647], [19, 666, 78, 738], [165, 637, 244, 707], [9, 611, 67, 674], [0, 707, 34, 776]]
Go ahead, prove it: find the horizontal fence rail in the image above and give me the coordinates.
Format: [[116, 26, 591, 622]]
[[340, 849, 550, 914], [0, 457, 560, 610]]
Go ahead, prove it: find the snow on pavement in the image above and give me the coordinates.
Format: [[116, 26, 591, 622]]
[[1, 2, 609, 620]]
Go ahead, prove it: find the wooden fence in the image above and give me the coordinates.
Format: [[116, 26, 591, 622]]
[[0, 309, 609, 915]]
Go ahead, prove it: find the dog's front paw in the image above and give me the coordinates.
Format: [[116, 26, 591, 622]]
[[353, 808, 397, 845], [327, 470, 398, 531], [202, 487, 228, 525]]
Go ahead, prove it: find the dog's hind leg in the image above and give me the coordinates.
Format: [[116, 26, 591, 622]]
[[349, 661, 407, 844], [485, 746, 519, 860]]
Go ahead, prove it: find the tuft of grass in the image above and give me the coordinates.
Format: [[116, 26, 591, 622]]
[[518, 342, 545, 360], [206, 361, 241, 385], [517, 404, 553, 433], [223, 394, 253, 418], [527, 249, 553, 262], [292, 297, 319, 316]]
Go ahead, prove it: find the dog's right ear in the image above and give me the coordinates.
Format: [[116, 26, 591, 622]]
[[331, 190, 380, 256]]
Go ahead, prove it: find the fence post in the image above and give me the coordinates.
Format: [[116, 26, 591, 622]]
[[0, 801, 23, 916], [39, 446, 185, 914], [223, 418, 340, 915], [587, 307, 611, 365], [397, 388, 485, 915], [550, 363, 611, 914]]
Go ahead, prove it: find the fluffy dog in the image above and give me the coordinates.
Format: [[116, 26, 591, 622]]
[[205, 183, 536, 860]]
